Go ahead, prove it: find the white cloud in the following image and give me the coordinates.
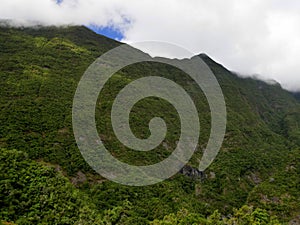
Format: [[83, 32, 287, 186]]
[[0, 0, 300, 91]]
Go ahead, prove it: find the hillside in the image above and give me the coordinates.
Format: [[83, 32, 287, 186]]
[[294, 92, 300, 102], [0, 25, 299, 224]]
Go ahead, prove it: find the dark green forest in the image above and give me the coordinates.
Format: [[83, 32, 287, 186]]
[[0, 25, 299, 224]]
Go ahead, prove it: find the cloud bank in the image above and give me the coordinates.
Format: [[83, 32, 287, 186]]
[[1, 0, 300, 91]]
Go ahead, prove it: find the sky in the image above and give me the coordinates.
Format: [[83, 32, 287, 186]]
[[1, 0, 300, 91], [88, 24, 124, 41]]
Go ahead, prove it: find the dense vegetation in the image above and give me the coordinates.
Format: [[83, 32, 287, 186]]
[[0, 24, 299, 224], [0, 148, 283, 224]]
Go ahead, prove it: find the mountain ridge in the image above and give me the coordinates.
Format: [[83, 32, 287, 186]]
[[0, 24, 299, 224]]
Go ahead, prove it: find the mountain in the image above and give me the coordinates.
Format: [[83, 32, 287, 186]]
[[293, 92, 300, 102], [0, 25, 299, 224]]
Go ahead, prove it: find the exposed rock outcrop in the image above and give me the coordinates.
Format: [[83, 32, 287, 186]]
[[179, 165, 205, 181]]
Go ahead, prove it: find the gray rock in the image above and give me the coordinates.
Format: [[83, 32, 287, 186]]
[[179, 165, 204, 181]]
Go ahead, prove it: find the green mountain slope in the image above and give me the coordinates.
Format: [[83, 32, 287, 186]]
[[0, 25, 299, 224]]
